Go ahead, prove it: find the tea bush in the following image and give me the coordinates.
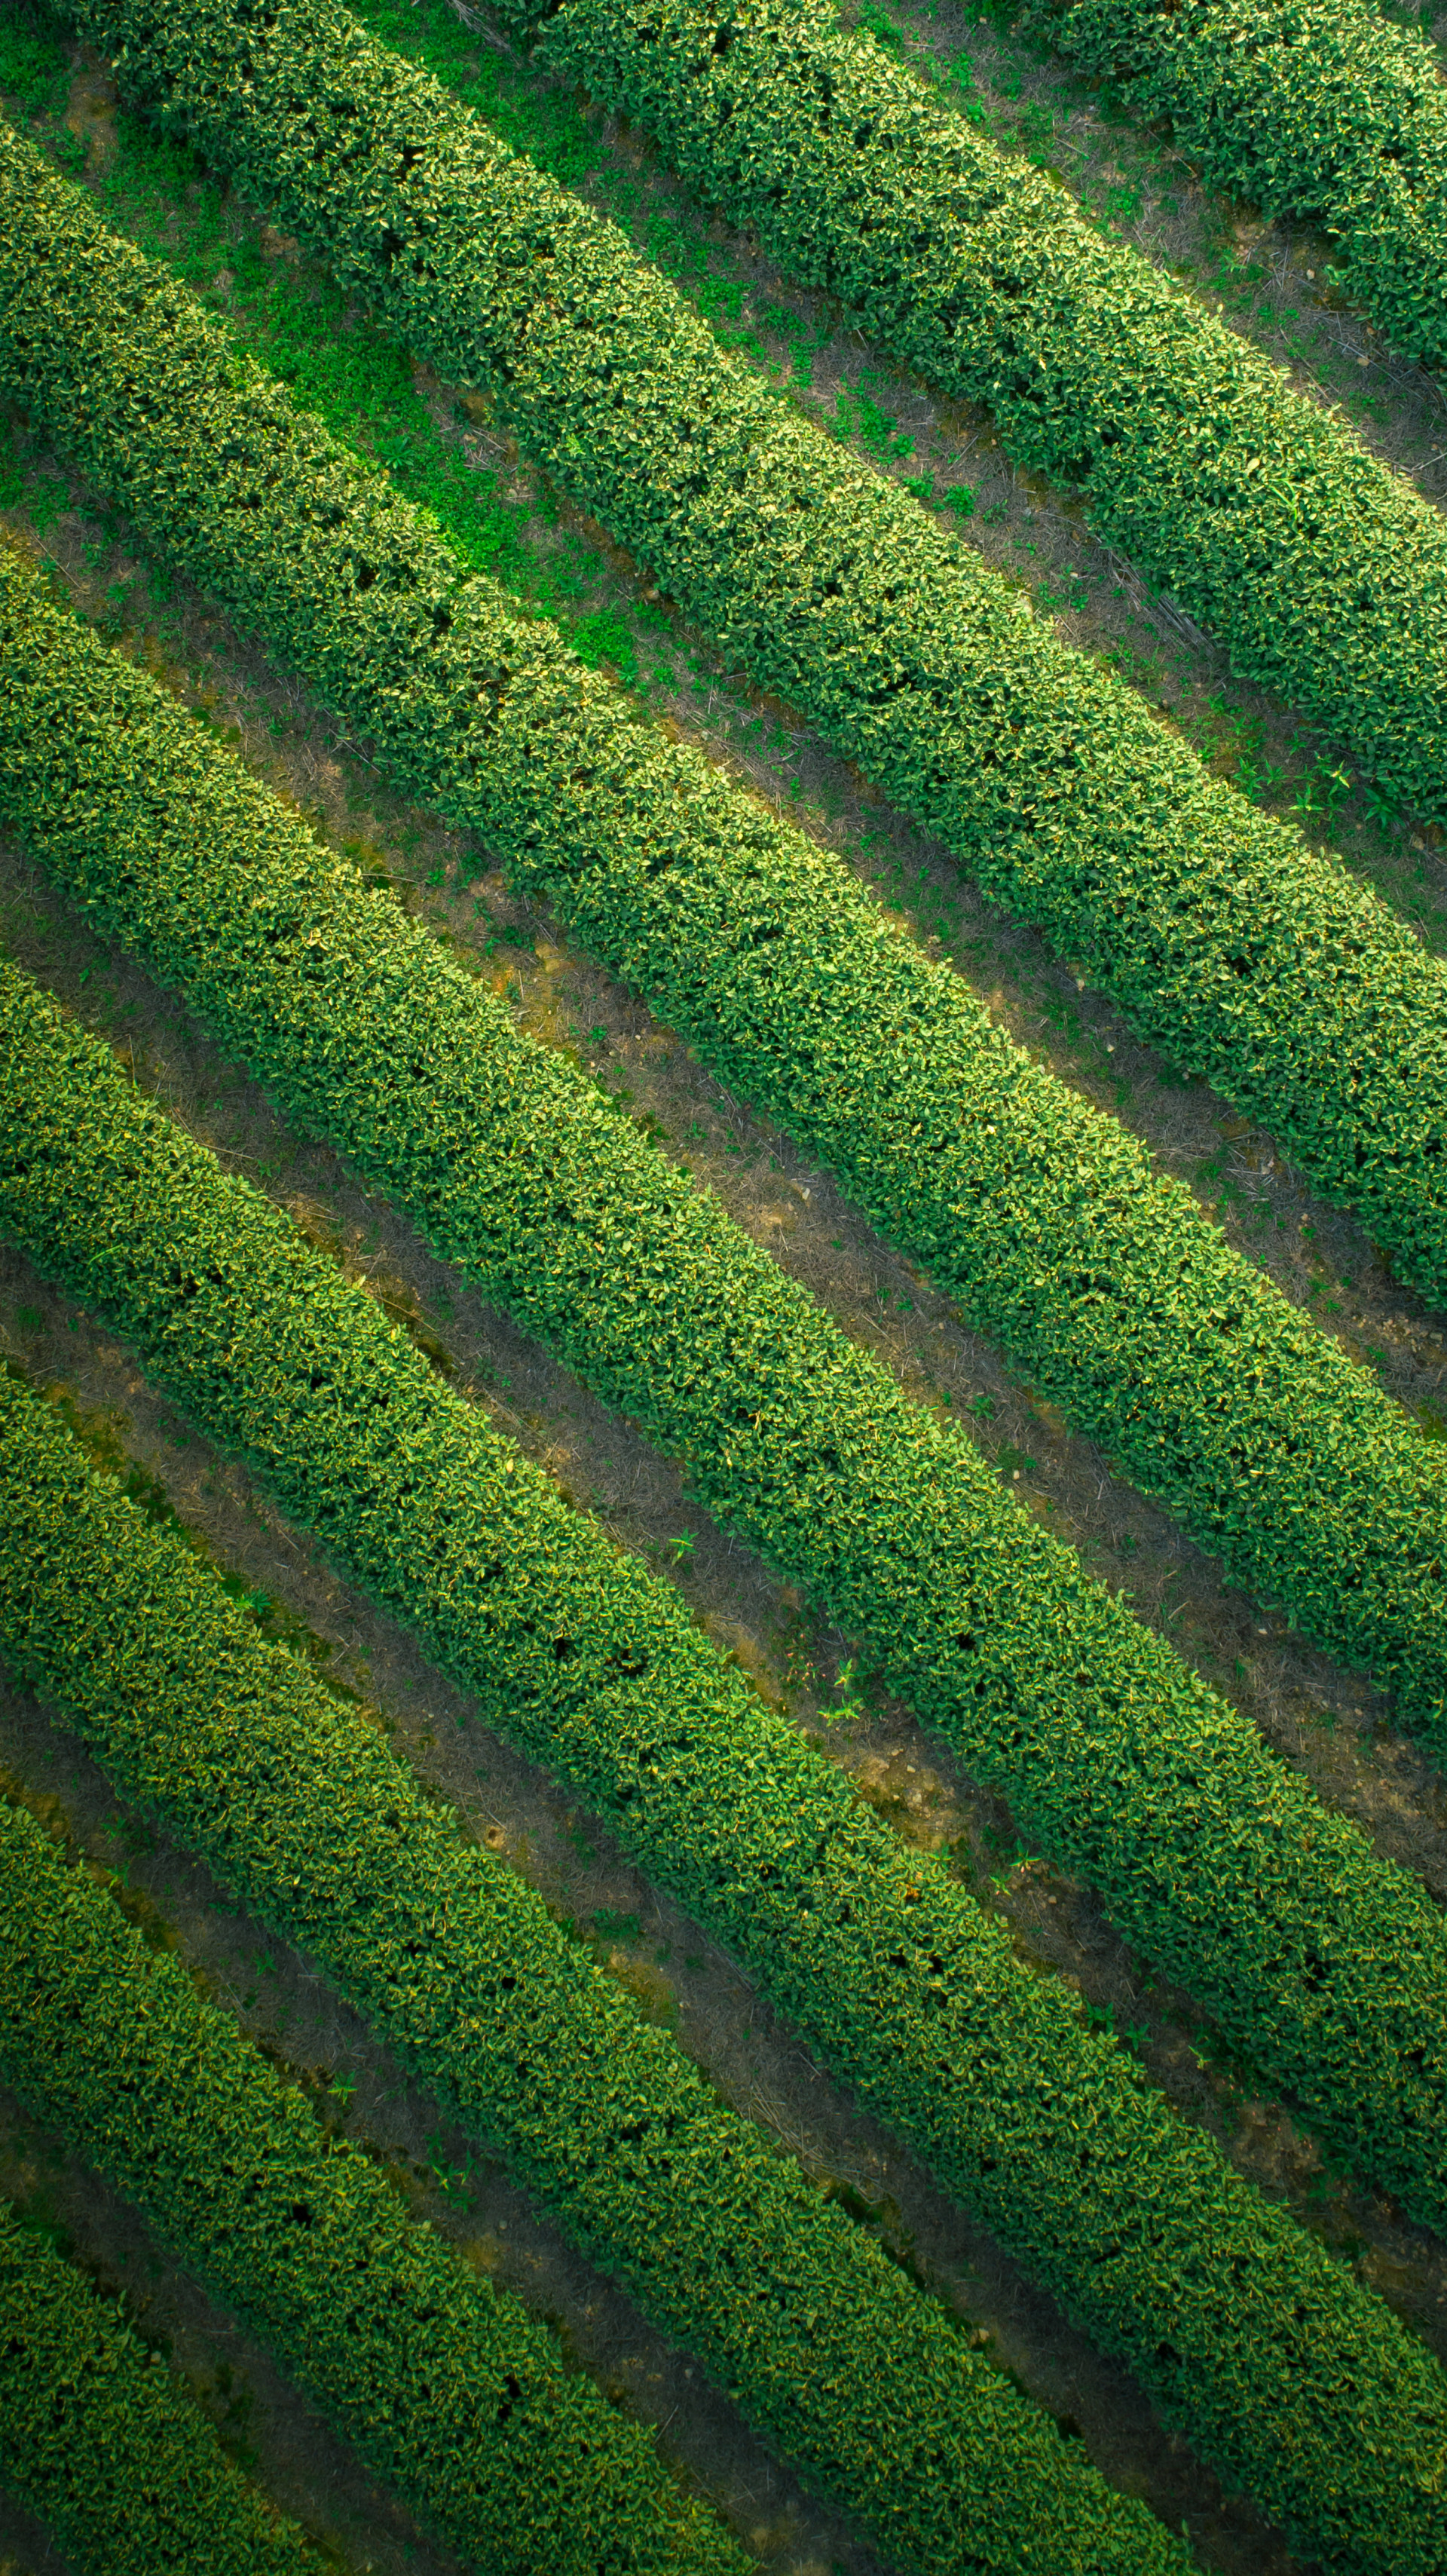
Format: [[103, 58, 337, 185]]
[[0, 1551, 1184, 2576], [0, 2195, 323, 2576], [0, 1851, 755, 2576], [4, 545, 1443, 1752], [3, 7, 1447, 2565], [8, 1316, 1447, 2569], [4, 959, 1447, 2262], [415, 0, 1447, 797], [1014, 0, 1447, 370], [6, 49, 1447, 1299]]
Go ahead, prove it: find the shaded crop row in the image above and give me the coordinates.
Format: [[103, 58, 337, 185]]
[[1014, 0, 1447, 373], [423, 0, 1447, 810], [0, 1369, 1186, 2576], [2, 976, 1446, 2571], [0, 2194, 321, 2576], [5, 493, 1447, 2227], [7, 26, 1447, 1292], [5, 521, 1445, 1750], [0, 1792, 757, 2576]]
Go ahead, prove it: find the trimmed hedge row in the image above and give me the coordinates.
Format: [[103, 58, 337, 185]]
[[2, 911, 1442, 2256], [1011, 0, 1447, 372], [0, 2194, 321, 2576], [400, 0, 1447, 803], [0, 1461, 1192, 2576], [2, 970, 1447, 2310], [5, 551, 1445, 1760], [8, 1292, 1447, 2572], [5, 552, 1447, 2224], [7, 75, 1447, 1304], [0, 1922, 757, 2574]]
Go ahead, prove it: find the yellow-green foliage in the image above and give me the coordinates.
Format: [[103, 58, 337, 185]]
[[4, 545, 1444, 1751], [1016, 0, 1447, 368], [0, 1378, 1192, 2576], [9, 1316, 1447, 2571], [0, 2195, 322, 2576], [3, 623, 1447, 2239], [0, 1799, 746, 2576], [7, 951, 1447, 2574], [7, 36, 1447, 1296], [5, 569, 1442, 2277], [2, 5, 1447, 2570], [455, 0, 1447, 811]]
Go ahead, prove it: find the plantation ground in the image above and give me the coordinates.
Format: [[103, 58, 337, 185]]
[[2, 11, 1447, 2573]]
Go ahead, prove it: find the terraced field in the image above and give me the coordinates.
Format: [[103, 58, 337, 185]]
[[0, 0, 1445, 2569]]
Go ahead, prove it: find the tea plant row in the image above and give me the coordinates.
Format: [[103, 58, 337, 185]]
[[0, 1366, 1190, 2576], [8, 1235, 1447, 2568], [0, 2195, 323, 2574], [5, 526, 1447, 2224], [415, 0, 1447, 798], [17, 2, 1447, 1283], [4, 504, 1444, 1747], [0, 2, 1443, 2564], [0, 1793, 765, 2576], [1014, 0, 1447, 371], [6, 953, 1447, 2565]]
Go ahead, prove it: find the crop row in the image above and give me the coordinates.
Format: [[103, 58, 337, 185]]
[[399, 0, 1447, 811], [8, 543, 1442, 2235], [5, 507, 1447, 2219], [11, 1298, 1447, 2572], [4, 475, 1445, 1751], [0, 1790, 760, 2576], [6, 41, 1447, 1297], [1014, 0, 1447, 374], [3, 966, 1447, 2571], [0, 2192, 321, 2575], [0, 1369, 1189, 2576], [2, 151, 1445, 1758], [3, 8, 1445, 2565]]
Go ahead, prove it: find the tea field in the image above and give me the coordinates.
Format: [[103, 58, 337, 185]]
[[0, 0, 1445, 2571]]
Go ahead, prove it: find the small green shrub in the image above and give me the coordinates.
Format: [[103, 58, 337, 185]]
[[19, 13, 1447, 1285], [0, 1391, 1187, 2576], [0, 2195, 323, 2576]]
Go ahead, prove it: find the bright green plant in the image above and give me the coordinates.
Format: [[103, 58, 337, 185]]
[[0, 2195, 323, 2576], [0, 1854, 754, 2576], [382, 0, 1447, 813], [6, 43, 1447, 1304], [7, 1302, 1447, 2571], [4, 954, 1447, 2271], [1011, 0, 1447, 369], [2, 544, 1442, 1757], [0, 1605, 1188, 2576]]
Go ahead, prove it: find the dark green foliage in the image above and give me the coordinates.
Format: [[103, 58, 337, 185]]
[[0, 1459, 1188, 2576], [4, 959, 1447, 2385], [2, 590, 1442, 2277], [419, 0, 1447, 818], [1013, 0, 1447, 369], [0, 11, 69, 122], [2, 15, 1445, 2568], [0, 2195, 321, 2576], [11, 30, 1447, 1295], [2, 137, 1447, 2195], [3, 545, 1445, 1755], [6, 587, 1447, 2268], [7, 1284, 1447, 2573], [0, 1825, 757, 2576]]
